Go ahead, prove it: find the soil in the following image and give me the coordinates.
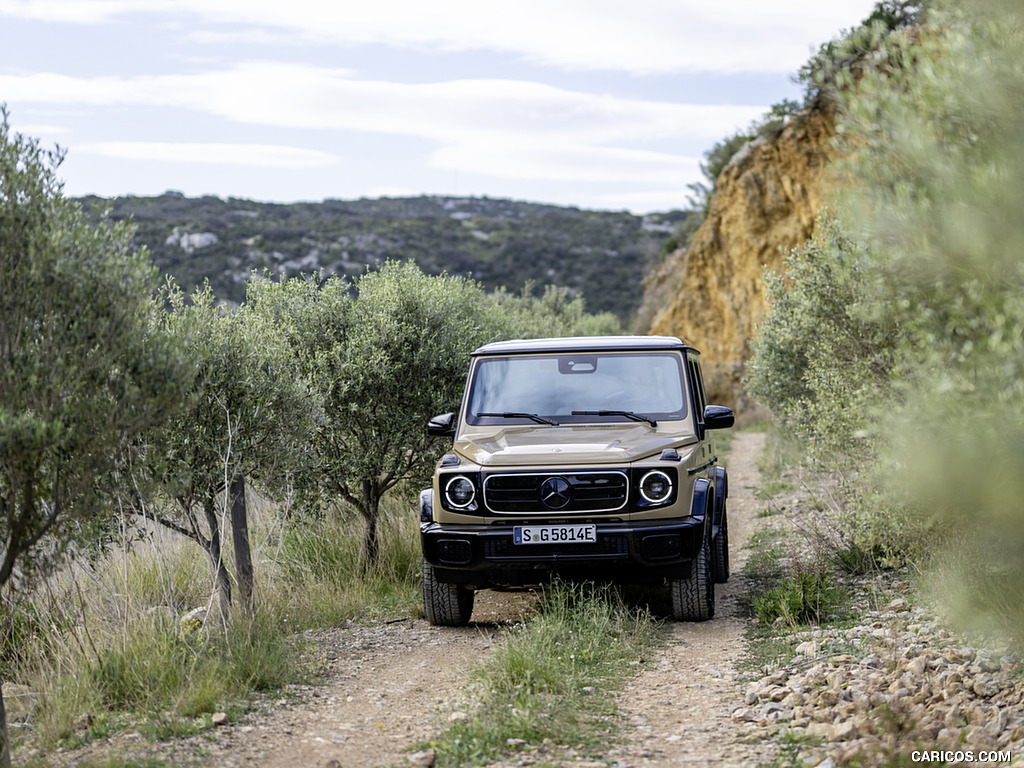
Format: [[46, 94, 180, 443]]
[[51, 431, 776, 768]]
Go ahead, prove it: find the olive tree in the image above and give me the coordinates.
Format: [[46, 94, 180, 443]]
[[249, 262, 499, 571], [137, 282, 315, 614], [490, 283, 622, 339], [746, 213, 900, 461], [0, 110, 189, 768]]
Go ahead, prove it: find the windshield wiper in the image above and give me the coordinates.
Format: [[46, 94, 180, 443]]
[[572, 410, 657, 427], [478, 411, 559, 426]]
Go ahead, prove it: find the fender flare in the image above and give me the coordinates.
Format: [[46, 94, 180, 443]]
[[690, 477, 713, 539], [419, 488, 434, 523]]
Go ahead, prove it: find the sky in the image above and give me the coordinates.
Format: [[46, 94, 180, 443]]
[[0, 0, 881, 214]]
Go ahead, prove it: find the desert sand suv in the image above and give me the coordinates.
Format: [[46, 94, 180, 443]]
[[420, 335, 733, 626]]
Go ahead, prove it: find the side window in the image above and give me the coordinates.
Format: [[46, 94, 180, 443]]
[[686, 355, 707, 420]]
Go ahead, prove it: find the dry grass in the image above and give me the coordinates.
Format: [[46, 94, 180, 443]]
[[2, 486, 423, 759]]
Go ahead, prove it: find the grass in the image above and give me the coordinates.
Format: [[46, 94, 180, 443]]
[[271, 504, 422, 626], [422, 580, 660, 767], [754, 480, 796, 500], [751, 569, 847, 627], [2, 488, 424, 762]]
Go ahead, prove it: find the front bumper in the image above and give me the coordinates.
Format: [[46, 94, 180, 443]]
[[421, 517, 706, 587]]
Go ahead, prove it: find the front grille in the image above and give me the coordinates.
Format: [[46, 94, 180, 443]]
[[483, 471, 628, 514], [484, 534, 629, 560]]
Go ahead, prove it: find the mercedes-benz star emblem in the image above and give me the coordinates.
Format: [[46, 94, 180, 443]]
[[540, 476, 572, 509]]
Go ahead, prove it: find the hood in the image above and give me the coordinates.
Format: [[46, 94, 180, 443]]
[[454, 424, 697, 467]]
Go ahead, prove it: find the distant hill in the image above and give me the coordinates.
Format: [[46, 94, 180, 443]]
[[75, 192, 688, 318]]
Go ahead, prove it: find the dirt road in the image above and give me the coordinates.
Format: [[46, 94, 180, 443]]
[[606, 430, 779, 766], [180, 431, 774, 767]]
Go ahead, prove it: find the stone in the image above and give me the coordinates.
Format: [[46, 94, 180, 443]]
[[796, 640, 819, 657], [769, 686, 791, 702], [966, 727, 997, 750], [829, 720, 859, 741], [973, 676, 1001, 698], [731, 707, 759, 722], [407, 749, 436, 767], [211, 712, 228, 725], [937, 727, 962, 747], [818, 690, 839, 708], [782, 692, 806, 708]]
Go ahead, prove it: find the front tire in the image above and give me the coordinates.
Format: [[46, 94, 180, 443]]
[[422, 559, 475, 626], [669, 531, 715, 621]]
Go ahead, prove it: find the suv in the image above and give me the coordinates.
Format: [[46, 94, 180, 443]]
[[420, 336, 733, 626]]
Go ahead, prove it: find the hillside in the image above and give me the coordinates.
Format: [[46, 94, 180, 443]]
[[76, 192, 686, 317], [638, 102, 836, 408]]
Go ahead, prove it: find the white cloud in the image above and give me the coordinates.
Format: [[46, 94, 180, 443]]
[[76, 141, 341, 168], [0, 64, 761, 187], [0, 63, 764, 142], [0, 0, 881, 74], [0, 0, 175, 23], [430, 141, 699, 185], [11, 122, 70, 136]]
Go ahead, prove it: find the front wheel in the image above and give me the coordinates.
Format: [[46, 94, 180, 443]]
[[422, 559, 475, 626], [669, 532, 715, 621]]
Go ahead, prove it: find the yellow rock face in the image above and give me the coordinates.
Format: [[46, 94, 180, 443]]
[[641, 104, 837, 410]]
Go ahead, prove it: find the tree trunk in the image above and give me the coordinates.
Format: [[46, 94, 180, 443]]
[[0, 679, 9, 768], [203, 496, 232, 616], [229, 475, 255, 616], [357, 480, 380, 574]]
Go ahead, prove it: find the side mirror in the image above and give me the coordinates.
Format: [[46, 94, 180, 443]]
[[703, 404, 735, 430], [427, 412, 456, 437]]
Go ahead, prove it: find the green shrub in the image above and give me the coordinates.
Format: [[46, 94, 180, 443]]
[[752, 569, 847, 627], [745, 213, 899, 464]]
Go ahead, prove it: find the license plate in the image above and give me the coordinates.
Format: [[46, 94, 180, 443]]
[[513, 524, 597, 545]]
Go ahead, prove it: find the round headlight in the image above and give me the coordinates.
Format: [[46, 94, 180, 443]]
[[639, 470, 673, 503], [445, 475, 476, 508]]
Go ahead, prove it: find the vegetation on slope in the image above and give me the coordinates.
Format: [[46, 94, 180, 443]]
[[76, 192, 686, 318], [747, 0, 1024, 643]]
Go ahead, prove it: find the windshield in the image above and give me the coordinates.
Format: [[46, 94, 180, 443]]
[[466, 352, 687, 425]]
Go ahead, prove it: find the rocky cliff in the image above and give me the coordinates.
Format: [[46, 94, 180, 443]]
[[640, 103, 837, 410]]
